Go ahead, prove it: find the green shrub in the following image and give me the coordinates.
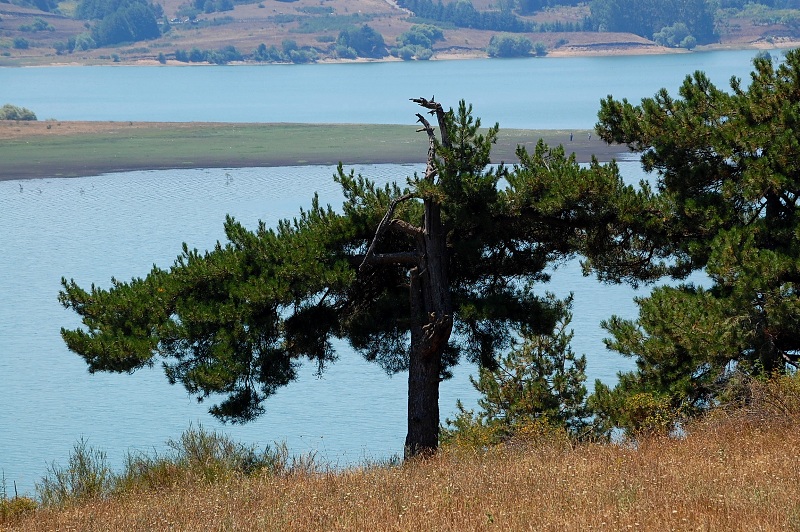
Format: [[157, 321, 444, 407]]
[[36, 438, 115, 506], [442, 303, 595, 448], [36, 427, 294, 504], [73, 32, 96, 51], [653, 22, 696, 49], [0, 496, 37, 524], [396, 45, 415, 60], [19, 17, 54, 32], [289, 48, 318, 63], [0, 104, 37, 121], [1, 475, 37, 524], [337, 24, 386, 58], [116, 425, 291, 491], [334, 44, 357, 59], [589, 384, 685, 438], [487, 34, 532, 57], [396, 23, 443, 49]]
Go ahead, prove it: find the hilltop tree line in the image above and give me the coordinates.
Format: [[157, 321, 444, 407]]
[[397, 0, 594, 33], [60, 52, 800, 452], [590, 0, 717, 46], [397, 0, 716, 47]]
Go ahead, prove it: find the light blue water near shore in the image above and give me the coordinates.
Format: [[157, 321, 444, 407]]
[[0, 49, 772, 494], [0, 49, 779, 128]]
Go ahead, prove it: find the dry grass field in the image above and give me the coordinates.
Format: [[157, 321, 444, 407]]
[[3, 376, 800, 531]]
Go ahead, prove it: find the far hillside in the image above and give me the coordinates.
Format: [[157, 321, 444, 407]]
[[1, 0, 799, 65]]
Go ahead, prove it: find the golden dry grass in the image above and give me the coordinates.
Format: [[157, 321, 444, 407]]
[[5, 404, 800, 531]]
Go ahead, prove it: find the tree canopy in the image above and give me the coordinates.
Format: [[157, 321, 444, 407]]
[[76, 0, 161, 46], [397, 0, 533, 33], [336, 25, 386, 58], [590, 0, 717, 45], [60, 98, 642, 455], [591, 50, 800, 434], [442, 299, 593, 447], [0, 103, 37, 121], [487, 34, 535, 57]]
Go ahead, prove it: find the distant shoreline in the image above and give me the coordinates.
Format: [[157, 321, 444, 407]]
[[0, 121, 629, 181], [5, 40, 798, 68]]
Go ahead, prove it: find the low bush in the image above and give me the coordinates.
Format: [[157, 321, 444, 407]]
[[0, 103, 37, 121], [36, 438, 115, 506], [35, 426, 298, 507]]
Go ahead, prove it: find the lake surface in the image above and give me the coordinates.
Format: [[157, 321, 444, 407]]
[[0, 49, 777, 495], [0, 49, 780, 128]]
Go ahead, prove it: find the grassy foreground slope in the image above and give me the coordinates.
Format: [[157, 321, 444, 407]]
[[0, 121, 617, 180], [4, 377, 800, 530]]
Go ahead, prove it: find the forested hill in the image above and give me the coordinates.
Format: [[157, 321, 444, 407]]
[[1, 0, 799, 65]]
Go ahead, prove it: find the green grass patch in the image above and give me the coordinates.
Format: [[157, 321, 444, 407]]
[[0, 122, 615, 180]]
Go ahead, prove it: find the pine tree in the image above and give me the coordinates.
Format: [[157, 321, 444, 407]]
[[592, 51, 800, 433], [60, 98, 632, 456], [442, 298, 592, 447]]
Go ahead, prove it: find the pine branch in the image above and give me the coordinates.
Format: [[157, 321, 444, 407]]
[[367, 252, 421, 265], [359, 192, 417, 272], [389, 218, 424, 238]]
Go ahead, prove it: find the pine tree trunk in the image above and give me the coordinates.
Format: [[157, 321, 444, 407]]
[[759, 192, 783, 375], [406, 269, 442, 456], [405, 199, 452, 457]]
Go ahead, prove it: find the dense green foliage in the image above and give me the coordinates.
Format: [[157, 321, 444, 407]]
[[4, 0, 57, 12], [190, 0, 234, 15], [250, 40, 319, 63], [59, 99, 636, 454], [590, 50, 800, 435], [75, 0, 162, 46], [518, 0, 583, 14], [175, 45, 243, 64], [442, 301, 592, 445], [590, 0, 717, 45], [397, 24, 444, 49], [0, 103, 37, 120], [393, 24, 443, 60], [18, 17, 55, 32], [398, 0, 533, 32], [336, 24, 386, 58], [653, 22, 697, 49], [487, 34, 535, 57]]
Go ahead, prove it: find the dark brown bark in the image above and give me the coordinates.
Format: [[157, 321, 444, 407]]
[[405, 266, 442, 457], [362, 97, 454, 457], [403, 99, 453, 457]]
